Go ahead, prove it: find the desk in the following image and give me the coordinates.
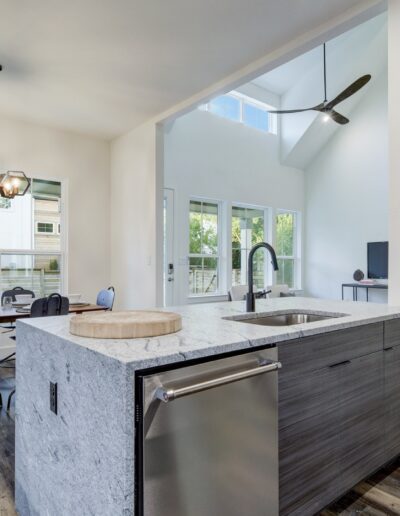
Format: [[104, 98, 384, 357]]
[[0, 304, 106, 325], [341, 283, 388, 302]]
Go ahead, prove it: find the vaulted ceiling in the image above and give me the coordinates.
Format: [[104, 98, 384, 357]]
[[0, 0, 379, 139]]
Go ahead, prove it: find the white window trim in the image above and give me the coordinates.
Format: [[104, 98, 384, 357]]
[[0, 174, 68, 295], [186, 200, 302, 300], [230, 202, 271, 290], [275, 209, 302, 290], [188, 197, 223, 298]]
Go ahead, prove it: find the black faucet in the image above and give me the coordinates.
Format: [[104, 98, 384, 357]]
[[246, 242, 279, 312]]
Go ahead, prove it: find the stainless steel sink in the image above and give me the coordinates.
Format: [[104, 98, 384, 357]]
[[227, 311, 345, 327]]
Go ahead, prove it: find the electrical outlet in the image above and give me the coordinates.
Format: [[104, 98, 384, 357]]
[[50, 382, 58, 415]]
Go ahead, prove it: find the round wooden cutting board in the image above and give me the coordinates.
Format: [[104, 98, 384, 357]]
[[70, 310, 182, 339]]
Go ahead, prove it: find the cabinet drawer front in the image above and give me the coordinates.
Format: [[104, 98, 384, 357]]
[[384, 319, 400, 348], [279, 363, 338, 429], [278, 323, 383, 378], [384, 346, 400, 461], [338, 352, 385, 490]]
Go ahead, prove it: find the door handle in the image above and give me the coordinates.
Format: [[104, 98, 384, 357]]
[[155, 360, 281, 403]]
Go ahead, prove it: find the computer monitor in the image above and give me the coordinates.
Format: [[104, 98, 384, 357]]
[[367, 241, 388, 280]]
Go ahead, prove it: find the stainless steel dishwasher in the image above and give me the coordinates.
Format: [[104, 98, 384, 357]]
[[135, 347, 280, 516]]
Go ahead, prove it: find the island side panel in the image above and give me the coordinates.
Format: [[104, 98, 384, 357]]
[[15, 322, 136, 516]]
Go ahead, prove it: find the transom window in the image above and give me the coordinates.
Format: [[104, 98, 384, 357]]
[[201, 92, 277, 134], [189, 200, 219, 295]]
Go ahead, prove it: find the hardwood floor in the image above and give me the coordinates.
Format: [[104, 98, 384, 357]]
[[1, 360, 400, 516], [321, 460, 400, 515]]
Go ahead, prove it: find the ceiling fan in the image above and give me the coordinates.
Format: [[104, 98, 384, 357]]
[[269, 43, 371, 125]]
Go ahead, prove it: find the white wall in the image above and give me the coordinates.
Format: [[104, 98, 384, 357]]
[[280, 14, 387, 166], [0, 115, 110, 301], [304, 72, 388, 302], [164, 109, 304, 305], [388, 0, 400, 305], [110, 121, 163, 310]]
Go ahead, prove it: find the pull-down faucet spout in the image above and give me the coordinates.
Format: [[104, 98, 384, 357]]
[[246, 242, 279, 312]]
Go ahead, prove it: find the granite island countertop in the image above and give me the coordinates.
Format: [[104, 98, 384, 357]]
[[17, 296, 400, 370], [15, 296, 400, 516]]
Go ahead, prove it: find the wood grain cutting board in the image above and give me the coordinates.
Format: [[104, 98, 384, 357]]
[[69, 310, 182, 339]]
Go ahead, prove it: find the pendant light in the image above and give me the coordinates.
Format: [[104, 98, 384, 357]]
[[0, 171, 31, 199]]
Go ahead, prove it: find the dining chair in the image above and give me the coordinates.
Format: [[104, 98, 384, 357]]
[[228, 285, 249, 301], [1, 286, 35, 304], [228, 285, 271, 301], [1, 287, 36, 333], [266, 284, 292, 298], [3, 293, 69, 413], [96, 286, 115, 310]]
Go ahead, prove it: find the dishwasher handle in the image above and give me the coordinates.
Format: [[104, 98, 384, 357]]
[[155, 360, 282, 403]]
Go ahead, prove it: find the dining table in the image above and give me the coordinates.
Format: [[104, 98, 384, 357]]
[[0, 303, 106, 325]]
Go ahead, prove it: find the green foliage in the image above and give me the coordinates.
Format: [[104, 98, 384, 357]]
[[189, 212, 218, 255], [276, 213, 294, 256], [231, 215, 264, 269], [48, 259, 59, 271]]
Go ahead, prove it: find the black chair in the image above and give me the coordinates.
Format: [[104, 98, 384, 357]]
[[1, 286, 35, 304], [30, 293, 69, 318], [1, 287, 36, 333], [4, 293, 69, 413]]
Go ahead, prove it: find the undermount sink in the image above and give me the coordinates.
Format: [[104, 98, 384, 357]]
[[227, 311, 346, 327]]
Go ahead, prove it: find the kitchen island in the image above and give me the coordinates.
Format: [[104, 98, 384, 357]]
[[14, 297, 400, 515]]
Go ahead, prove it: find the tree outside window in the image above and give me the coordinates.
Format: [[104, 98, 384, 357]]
[[189, 200, 219, 295], [276, 211, 297, 288]]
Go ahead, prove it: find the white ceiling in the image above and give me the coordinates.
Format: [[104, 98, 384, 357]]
[[252, 12, 387, 97], [0, 0, 375, 139]]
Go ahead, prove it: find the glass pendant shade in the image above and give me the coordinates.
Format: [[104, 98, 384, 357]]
[[0, 171, 30, 199]]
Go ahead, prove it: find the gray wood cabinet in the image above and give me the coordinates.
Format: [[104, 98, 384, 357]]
[[383, 319, 400, 460], [384, 345, 400, 461], [279, 323, 385, 516], [336, 352, 385, 492]]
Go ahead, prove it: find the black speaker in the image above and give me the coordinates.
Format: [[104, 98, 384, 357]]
[[353, 269, 364, 282]]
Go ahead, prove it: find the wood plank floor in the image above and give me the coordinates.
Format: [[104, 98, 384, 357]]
[[1, 361, 400, 516]]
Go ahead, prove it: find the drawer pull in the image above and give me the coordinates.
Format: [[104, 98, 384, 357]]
[[329, 360, 351, 368]]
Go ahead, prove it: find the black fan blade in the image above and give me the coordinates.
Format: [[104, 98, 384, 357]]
[[325, 75, 371, 110], [269, 103, 325, 115], [328, 110, 350, 125]]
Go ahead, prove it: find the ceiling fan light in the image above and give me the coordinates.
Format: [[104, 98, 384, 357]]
[[323, 114, 331, 122]]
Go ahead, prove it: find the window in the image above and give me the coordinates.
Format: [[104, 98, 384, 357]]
[[232, 206, 266, 288], [209, 95, 240, 122], [243, 103, 269, 132], [189, 200, 219, 295], [275, 211, 299, 289], [201, 92, 277, 134], [36, 222, 54, 234], [0, 178, 64, 297]]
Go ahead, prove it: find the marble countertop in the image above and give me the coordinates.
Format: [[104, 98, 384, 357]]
[[17, 297, 400, 369]]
